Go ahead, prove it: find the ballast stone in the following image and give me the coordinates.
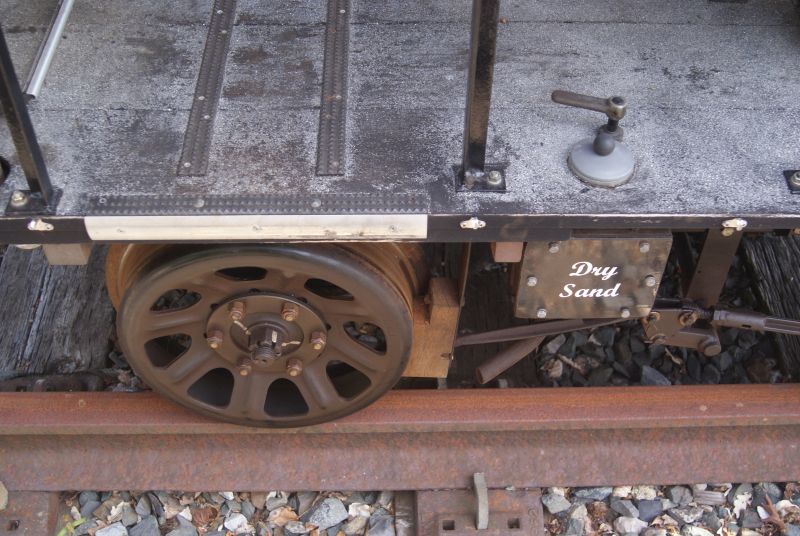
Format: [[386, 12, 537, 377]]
[[543, 492, 573, 514], [614, 516, 648, 535], [129, 516, 159, 536]]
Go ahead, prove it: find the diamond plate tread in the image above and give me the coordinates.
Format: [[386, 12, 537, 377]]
[[84, 193, 429, 216]]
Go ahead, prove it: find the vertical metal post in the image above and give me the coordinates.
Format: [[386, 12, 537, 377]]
[[461, 0, 501, 187], [0, 26, 56, 206]]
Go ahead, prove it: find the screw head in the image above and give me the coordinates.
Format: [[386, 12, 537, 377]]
[[620, 308, 631, 319], [548, 242, 560, 253], [281, 302, 299, 322], [639, 241, 650, 253], [526, 276, 538, 287], [644, 275, 657, 288], [791, 171, 800, 187], [536, 308, 548, 319], [286, 358, 303, 377], [206, 329, 224, 350], [721, 227, 735, 237], [229, 301, 246, 322], [9, 190, 28, 208], [310, 330, 327, 351], [487, 170, 503, 186]]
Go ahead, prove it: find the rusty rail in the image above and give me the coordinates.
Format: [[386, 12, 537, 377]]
[[1, 384, 799, 491]]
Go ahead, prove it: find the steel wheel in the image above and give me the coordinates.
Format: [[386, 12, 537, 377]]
[[111, 244, 424, 427]]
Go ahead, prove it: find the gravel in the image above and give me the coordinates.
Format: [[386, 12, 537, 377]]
[[59, 490, 396, 536], [543, 483, 800, 536]]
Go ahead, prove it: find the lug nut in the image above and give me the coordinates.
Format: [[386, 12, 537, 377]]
[[620, 308, 631, 319], [548, 242, 560, 254], [281, 302, 299, 322], [310, 330, 327, 351], [286, 358, 303, 377], [536, 308, 548, 319], [229, 301, 246, 322], [237, 357, 253, 376], [206, 329, 224, 349], [644, 275, 657, 288], [526, 276, 538, 287]]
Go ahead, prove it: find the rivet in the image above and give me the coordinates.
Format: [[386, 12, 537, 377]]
[[620, 308, 631, 319], [526, 276, 538, 287], [644, 275, 657, 287], [639, 241, 650, 253], [548, 242, 560, 253], [536, 308, 547, 319], [791, 171, 800, 187]]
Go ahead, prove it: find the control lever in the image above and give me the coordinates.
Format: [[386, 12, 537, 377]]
[[712, 309, 800, 336], [551, 90, 635, 188]]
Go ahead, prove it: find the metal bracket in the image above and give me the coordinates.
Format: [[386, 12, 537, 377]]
[[416, 485, 542, 536], [4, 188, 62, 216], [785, 170, 800, 194], [456, 164, 508, 192]]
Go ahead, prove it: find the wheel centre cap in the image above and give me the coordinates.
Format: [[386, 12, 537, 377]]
[[205, 292, 327, 369]]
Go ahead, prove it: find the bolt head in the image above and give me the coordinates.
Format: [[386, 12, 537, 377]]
[[639, 241, 650, 253], [644, 275, 657, 288], [281, 302, 299, 322], [229, 301, 246, 322], [526, 276, 538, 287], [536, 308, 548, 319], [206, 329, 224, 350], [487, 170, 503, 186], [791, 171, 800, 187], [721, 228, 735, 237], [286, 358, 303, 377], [548, 242, 560, 253], [310, 330, 327, 351], [620, 308, 631, 319], [9, 190, 27, 207]]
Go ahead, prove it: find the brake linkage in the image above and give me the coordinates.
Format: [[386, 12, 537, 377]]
[[455, 302, 800, 348]]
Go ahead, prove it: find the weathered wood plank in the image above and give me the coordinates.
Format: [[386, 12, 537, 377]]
[[743, 234, 800, 374], [0, 246, 114, 377]]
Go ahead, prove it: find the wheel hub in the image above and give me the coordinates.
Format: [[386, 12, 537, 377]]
[[205, 293, 327, 372]]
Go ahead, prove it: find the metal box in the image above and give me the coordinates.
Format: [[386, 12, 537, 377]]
[[515, 233, 672, 319]]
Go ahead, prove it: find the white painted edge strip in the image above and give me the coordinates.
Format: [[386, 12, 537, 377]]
[[85, 214, 428, 241]]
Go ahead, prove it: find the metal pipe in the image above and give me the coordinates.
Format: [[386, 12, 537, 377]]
[[24, 0, 76, 99], [475, 336, 544, 384]]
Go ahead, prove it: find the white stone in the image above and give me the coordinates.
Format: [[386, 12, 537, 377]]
[[682, 526, 714, 536], [178, 507, 192, 522], [96, 522, 129, 536], [348, 502, 371, 518], [613, 486, 633, 498], [632, 486, 659, 501], [548, 487, 567, 497], [220, 492, 235, 501], [224, 513, 254, 534], [613, 516, 648, 535]]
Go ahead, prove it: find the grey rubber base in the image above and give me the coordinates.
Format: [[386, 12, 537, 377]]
[[568, 138, 636, 188]]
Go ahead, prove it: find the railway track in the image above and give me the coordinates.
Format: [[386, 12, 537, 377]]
[[1, 383, 799, 534]]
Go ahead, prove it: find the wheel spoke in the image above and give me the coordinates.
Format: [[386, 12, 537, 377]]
[[185, 273, 253, 302], [296, 365, 342, 411], [161, 346, 218, 387], [327, 331, 389, 373], [226, 372, 272, 418], [143, 306, 207, 335]]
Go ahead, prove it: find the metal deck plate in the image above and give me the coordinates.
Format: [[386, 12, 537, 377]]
[[0, 0, 799, 228]]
